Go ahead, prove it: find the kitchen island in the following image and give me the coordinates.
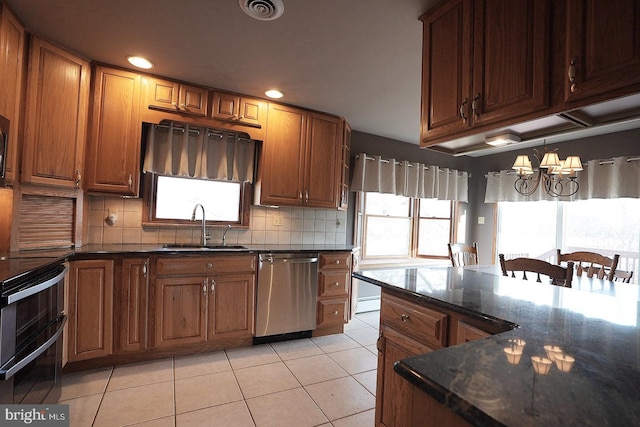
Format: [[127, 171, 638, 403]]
[[353, 267, 640, 426]]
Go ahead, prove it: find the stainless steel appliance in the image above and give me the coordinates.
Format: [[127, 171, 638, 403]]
[[0, 258, 67, 404], [256, 253, 318, 338], [0, 115, 9, 187]]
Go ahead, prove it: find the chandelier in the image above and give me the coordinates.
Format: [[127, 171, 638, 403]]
[[512, 148, 583, 197]]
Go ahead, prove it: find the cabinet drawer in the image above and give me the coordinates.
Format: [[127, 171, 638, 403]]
[[318, 271, 349, 297], [317, 298, 349, 328], [157, 255, 256, 276], [319, 252, 351, 270], [381, 292, 447, 349]]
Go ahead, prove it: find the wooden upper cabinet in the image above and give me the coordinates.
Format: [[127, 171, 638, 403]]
[[211, 91, 267, 128], [259, 103, 307, 206], [258, 104, 343, 208], [146, 77, 208, 116], [472, 0, 550, 126], [0, 4, 26, 185], [420, 0, 550, 144], [304, 112, 341, 208], [339, 121, 351, 211], [22, 36, 90, 188], [564, 0, 640, 105], [85, 66, 142, 196], [420, 0, 473, 142]]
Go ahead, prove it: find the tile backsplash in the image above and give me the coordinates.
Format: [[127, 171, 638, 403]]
[[88, 196, 349, 246]]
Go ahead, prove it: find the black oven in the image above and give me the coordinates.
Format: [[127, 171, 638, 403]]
[[0, 259, 67, 404]]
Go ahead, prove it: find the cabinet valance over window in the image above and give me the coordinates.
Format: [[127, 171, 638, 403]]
[[350, 153, 469, 202], [484, 155, 640, 202], [142, 122, 256, 183]]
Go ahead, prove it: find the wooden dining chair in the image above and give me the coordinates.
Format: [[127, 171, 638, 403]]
[[556, 250, 619, 281], [613, 269, 634, 284], [499, 254, 574, 288], [448, 243, 478, 267]]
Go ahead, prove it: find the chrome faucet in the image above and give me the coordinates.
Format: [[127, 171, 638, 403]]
[[222, 225, 232, 246], [191, 204, 208, 245]]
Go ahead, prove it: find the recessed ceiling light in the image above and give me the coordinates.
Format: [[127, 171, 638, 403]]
[[265, 89, 284, 99], [127, 56, 154, 69]]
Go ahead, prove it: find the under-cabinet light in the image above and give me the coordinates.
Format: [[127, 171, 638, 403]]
[[485, 133, 521, 146]]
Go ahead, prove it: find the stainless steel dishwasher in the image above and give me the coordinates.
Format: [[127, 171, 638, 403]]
[[255, 253, 318, 338]]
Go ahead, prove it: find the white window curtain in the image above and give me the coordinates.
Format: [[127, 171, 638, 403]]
[[485, 155, 640, 202], [142, 122, 256, 182], [351, 153, 469, 202]]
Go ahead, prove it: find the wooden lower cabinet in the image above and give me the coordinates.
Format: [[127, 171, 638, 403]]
[[118, 257, 149, 352], [315, 252, 351, 335], [154, 255, 256, 349], [376, 289, 507, 426], [67, 259, 114, 362]]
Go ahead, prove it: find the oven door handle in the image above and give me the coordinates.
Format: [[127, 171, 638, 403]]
[[0, 315, 66, 380], [6, 265, 67, 305]]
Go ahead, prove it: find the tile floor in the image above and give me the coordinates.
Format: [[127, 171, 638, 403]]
[[59, 311, 381, 427]]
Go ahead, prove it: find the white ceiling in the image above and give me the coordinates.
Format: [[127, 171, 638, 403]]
[[7, 0, 439, 145]]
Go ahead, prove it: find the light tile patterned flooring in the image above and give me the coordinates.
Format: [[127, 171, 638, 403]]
[[59, 311, 381, 427]]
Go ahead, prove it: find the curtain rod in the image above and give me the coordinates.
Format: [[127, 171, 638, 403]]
[[152, 123, 253, 142], [355, 153, 469, 174]]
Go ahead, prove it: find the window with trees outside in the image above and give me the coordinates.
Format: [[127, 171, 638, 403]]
[[360, 192, 455, 261], [497, 198, 640, 284]]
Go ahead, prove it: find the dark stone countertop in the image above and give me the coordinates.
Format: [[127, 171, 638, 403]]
[[353, 266, 640, 427], [74, 243, 357, 255]]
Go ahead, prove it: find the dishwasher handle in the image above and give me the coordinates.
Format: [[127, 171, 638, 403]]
[[261, 257, 318, 264]]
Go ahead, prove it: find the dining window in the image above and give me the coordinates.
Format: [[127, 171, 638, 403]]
[[360, 192, 455, 260], [497, 198, 640, 282]]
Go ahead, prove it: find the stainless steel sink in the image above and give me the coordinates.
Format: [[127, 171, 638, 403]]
[[162, 244, 247, 250]]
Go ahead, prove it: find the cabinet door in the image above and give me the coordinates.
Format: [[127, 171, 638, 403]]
[[85, 66, 142, 196], [208, 273, 255, 340], [455, 321, 490, 345], [304, 113, 342, 208], [68, 260, 114, 362], [211, 91, 240, 121], [119, 257, 149, 353], [22, 36, 90, 188], [179, 84, 208, 116], [564, 0, 640, 104], [146, 77, 179, 110], [155, 276, 207, 348], [0, 4, 25, 184], [238, 96, 267, 128], [420, 0, 473, 143], [376, 329, 434, 427], [339, 121, 351, 210], [259, 103, 306, 206], [472, 0, 550, 125]]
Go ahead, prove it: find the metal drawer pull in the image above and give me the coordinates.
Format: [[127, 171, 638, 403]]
[[335, 260, 340, 265], [206, 262, 213, 269], [333, 311, 339, 315], [211, 280, 216, 295], [203, 279, 207, 294], [334, 281, 340, 286], [400, 314, 410, 322]]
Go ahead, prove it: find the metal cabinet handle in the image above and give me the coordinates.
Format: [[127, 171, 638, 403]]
[[335, 260, 340, 265], [206, 262, 213, 269], [173, 102, 179, 110], [400, 314, 410, 322], [203, 279, 207, 294], [459, 98, 468, 123], [75, 170, 81, 187], [471, 93, 481, 118], [333, 281, 340, 287], [128, 174, 133, 189], [210, 279, 216, 295], [333, 310, 339, 315], [180, 103, 186, 109], [299, 191, 303, 202], [376, 335, 384, 353], [305, 190, 309, 203], [142, 261, 147, 278], [568, 58, 578, 93]]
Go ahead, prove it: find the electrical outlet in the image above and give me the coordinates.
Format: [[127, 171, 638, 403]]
[[478, 216, 485, 225], [273, 215, 283, 226]]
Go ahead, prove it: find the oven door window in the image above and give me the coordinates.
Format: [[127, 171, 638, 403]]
[[14, 281, 59, 347]]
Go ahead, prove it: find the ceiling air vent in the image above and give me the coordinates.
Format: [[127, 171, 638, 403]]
[[239, 0, 284, 21]]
